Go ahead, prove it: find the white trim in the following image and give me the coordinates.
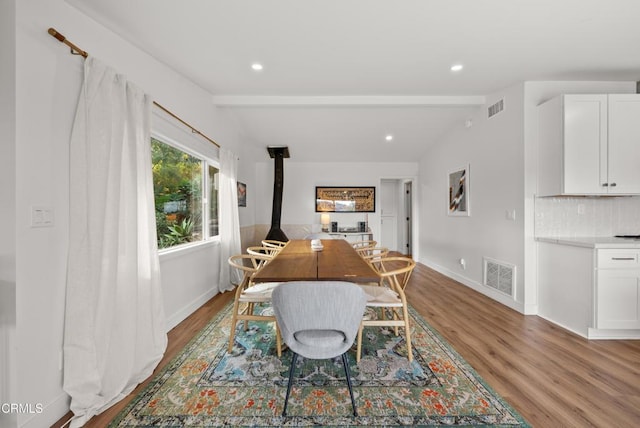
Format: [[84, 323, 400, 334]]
[[159, 238, 219, 261], [537, 313, 588, 338], [587, 328, 640, 340], [151, 130, 218, 166], [165, 287, 221, 331], [211, 95, 486, 107], [19, 392, 70, 428], [523, 303, 538, 315]]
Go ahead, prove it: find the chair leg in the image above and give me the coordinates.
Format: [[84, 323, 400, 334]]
[[401, 306, 413, 362], [393, 308, 399, 336], [275, 323, 282, 357], [356, 323, 364, 362], [342, 352, 358, 417], [282, 352, 298, 417], [227, 299, 242, 353], [244, 302, 254, 331]]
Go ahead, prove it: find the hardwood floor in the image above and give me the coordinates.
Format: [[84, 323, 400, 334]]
[[407, 266, 640, 428], [53, 262, 640, 428]]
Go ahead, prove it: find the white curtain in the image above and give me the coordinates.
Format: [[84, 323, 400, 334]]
[[64, 57, 167, 427], [218, 148, 243, 291]]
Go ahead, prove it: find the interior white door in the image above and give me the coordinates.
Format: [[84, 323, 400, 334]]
[[380, 180, 398, 251], [381, 215, 397, 252]]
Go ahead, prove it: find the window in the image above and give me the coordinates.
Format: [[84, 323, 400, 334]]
[[151, 136, 219, 249], [208, 164, 219, 237]]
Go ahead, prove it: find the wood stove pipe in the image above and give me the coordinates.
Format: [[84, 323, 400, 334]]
[[265, 146, 290, 242]]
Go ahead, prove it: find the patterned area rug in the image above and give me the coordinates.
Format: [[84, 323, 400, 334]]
[[110, 304, 530, 427]]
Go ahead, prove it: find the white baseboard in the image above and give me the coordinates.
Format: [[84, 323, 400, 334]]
[[165, 287, 219, 332], [523, 303, 538, 315], [420, 258, 525, 314], [588, 328, 640, 339], [18, 392, 70, 428], [536, 313, 589, 338]]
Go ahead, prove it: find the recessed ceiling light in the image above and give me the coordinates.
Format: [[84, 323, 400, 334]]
[[251, 63, 263, 71], [385, 135, 394, 141], [450, 64, 463, 72]]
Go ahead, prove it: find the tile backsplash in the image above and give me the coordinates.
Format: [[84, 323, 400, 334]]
[[535, 196, 640, 238]]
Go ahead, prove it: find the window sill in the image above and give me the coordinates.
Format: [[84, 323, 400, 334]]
[[158, 237, 220, 262]]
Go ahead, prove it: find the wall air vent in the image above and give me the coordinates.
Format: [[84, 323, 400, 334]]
[[483, 257, 515, 297], [487, 98, 505, 118]]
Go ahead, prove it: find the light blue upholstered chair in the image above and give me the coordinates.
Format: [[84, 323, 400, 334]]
[[271, 281, 367, 417]]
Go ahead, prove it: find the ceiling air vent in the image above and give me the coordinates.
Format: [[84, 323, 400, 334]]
[[483, 257, 515, 297], [487, 98, 505, 118]]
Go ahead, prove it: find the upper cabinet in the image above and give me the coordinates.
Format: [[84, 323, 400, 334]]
[[538, 94, 640, 196]]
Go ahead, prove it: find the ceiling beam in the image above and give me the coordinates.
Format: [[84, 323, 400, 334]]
[[211, 95, 486, 107]]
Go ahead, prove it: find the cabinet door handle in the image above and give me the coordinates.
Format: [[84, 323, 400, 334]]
[[611, 257, 635, 261], [602, 183, 609, 187], [610, 182, 617, 187]]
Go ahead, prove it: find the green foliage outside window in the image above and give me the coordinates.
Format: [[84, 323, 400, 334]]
[[151, 138, 203, 249]]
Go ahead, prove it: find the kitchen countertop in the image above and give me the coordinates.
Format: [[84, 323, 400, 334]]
[[536, 236, 640, 248]]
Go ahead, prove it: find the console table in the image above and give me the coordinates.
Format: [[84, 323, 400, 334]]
[[328, 230, 373, 243]]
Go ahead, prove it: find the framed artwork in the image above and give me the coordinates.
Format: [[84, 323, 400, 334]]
[[237, 181, 247, 207], [315, 186, 375, 212], [448, 165, 469, 216]]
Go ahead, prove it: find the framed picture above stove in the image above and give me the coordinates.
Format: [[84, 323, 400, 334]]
[[315, 186, 375, 212]]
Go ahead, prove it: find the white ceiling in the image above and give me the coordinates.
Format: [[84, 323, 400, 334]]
[[66, 0, 640, 162]]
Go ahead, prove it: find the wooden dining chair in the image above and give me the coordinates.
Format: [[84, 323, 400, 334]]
[[227, 254, 282, 357], [351, 240, 377, 251], [261, 239, 288, 250], [355, 246, 389, 271], [247, 245, 281, 258], [356, 256, 416, 362]]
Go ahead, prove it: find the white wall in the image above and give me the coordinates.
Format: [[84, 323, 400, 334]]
[[1, 1, 17, 427], [418, 83, 526, 311], [254, 161, 418, 245], [13, 1, 245, 426], [418, 80, 638, 315]]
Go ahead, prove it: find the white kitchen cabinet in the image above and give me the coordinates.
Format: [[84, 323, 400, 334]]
[[596, 249, 640, 329], [607, 95, 640, 194], [537, 238, 640, 339], [537, 94, 640, 196], [537, 241, 593, 337]]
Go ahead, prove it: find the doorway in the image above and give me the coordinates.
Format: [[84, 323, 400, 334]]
[[380, 178, 414, 256]]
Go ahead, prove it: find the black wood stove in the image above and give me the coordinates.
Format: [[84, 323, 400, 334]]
[[265, 146, 290, 242]]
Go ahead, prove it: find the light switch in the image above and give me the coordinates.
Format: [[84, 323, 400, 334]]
[[31, 206, 54, 227]]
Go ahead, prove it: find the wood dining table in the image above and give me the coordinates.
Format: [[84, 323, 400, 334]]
[[252, 239, 380, 284]]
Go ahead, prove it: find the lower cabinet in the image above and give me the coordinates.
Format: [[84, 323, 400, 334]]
[[538, 242, 640, 338], [596, 250, 640, 329]]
